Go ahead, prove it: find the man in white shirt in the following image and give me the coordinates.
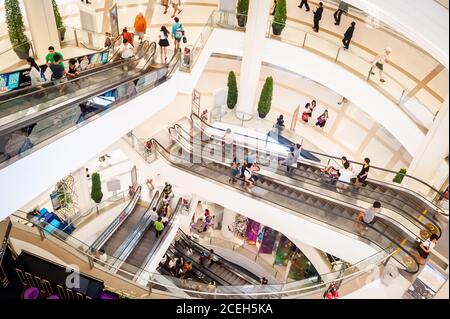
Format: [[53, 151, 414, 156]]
[[337, 162, 355, 189], [119, 39, 135, 59], [223, 129, 235, 161]]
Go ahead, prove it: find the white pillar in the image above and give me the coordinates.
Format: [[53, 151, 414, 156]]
[[221, 208, 237, 239], [236, 0, 272, 118], [407, 99, 449, 191], [23, 0, 61, 61]]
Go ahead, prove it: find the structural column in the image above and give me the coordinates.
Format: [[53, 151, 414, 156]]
[[73, 168, 92, 214], [406, 98, 449, 192], [236, 0, 272, 118], [23, 0, 61, 61], [221, 208, 238, 239]]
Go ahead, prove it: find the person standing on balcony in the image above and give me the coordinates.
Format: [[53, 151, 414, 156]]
[[313, 2, 324, 32], [134, 13, 148, 45], [369, 48, 392, 83], [171, 0, 183, 18], [316, 110, 329, 129], [298, 0, 310, 12], [333, 1, 349, 26], [342, 22, 356, 50]]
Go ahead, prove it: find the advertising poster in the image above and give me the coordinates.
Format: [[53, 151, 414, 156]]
[[274, 235, 294, 266], [258, 227, 277, 254], [110, 4, 119, 38], [245, 219, 260, 245], [404, 263, 448, 299]]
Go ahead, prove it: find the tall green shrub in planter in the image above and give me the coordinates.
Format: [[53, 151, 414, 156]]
[[52, 0, 66, 41], [393, 168, 407, 184], [227, 71, 238, 109], [258, 77, 274, 119], [236, 0, 249, 27], [5, 0, 30, 59], [91, 173, 104, 204], [272, 0, 287, 35]]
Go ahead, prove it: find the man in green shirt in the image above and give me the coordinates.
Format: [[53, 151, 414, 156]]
[[154, 217, 165, 238], [46, 46, 64, 65]]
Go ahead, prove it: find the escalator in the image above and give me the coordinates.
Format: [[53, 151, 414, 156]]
[[116, 198, 183, 280], [188, 114, 446, 237], [0, 41, 154, 123], [149, 138, 422, 274], [0, 45, 180, 166], [174, 230, 260, 286]]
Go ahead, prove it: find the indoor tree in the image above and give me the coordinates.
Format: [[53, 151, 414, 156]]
[[51, 0, 66, 41], [5, 0, 30, 59], [236, 0, 249, 27], [257, 76, 274, 119], [272, 0, 287, 36], [91, 173, 104, 204], [393, 168, 407, 184], [227, 71, 238, 109]]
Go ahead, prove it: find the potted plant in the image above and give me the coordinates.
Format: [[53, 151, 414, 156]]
[[236, 0, 249, 28], [257, 76, 274, 119], [91, 173, 104, 204], [227, 71, 238, 109], [393, 168, 407, 184], [272, 0, 287, 36], [52, 0, 66, 42], [5, 0, 30, 59]]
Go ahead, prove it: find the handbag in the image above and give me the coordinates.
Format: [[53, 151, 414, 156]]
[[182, 36, 187, 44], [302, 112, 309, 122]]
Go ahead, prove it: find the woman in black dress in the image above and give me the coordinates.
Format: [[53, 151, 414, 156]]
[[159, 26, 170, 63], [356, 157, 370, 188]]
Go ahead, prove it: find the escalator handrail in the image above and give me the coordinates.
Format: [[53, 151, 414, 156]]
[[190, 113, 448, 215], [150, 138, 420, 274], [172, 130, 425, 246], [0, 41, 152, 107], [0, 42, 162, 134], [109, 190, 162, 263], [177, 229, 261, 284], [9, 212, 400, 297], [90, 186, 142, 251], [173, 124, 442, 238], [168, 242, 234, 287]]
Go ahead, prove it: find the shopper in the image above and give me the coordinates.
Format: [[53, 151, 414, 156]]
[[163, 182, 173, 197], [154, 217, 165, 238], [355, 201, 381, 235], [66, 58, 80, 80], [229, 161, 241, 184], [104, 32, 113, 48], [298, 0, 310, 11], [302, 103, 311, 123], [281, 149, 297, 176], [117, 27, 134, 47], [260, 277, 269, 285], [337, 161, 355, 190], [182, 261, 193, 278], [355, 157, 370, 188], [338, 96, 349, 105], [293, 143, 303, 161], [310, 100, 317, 117], [171, 0, 183, 18], [134, 13, 148, 44], [49, 55, 66, 93], [312, 2, 324, 32], [45, 46, 63, 66], [342, 22, 356, 49], [172, 17, 184, 52], [119, 39, 135, 60], [81, 0, 92, 4], [333, 1, 349, 26], [276, 114, 285, 129], [159, 26, 170, 64], [223, 128, 235, 160], [26, 57, 43, 86], [316, 110, 329, 128], [414, 234, 438, 265], [243, 164, 255, 192], [161, 0, 170, 14], [369, 48, 392, 83]]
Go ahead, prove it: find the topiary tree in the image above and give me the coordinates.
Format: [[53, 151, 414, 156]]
[[258, 77, 274, 119], [227, 71, 238, 109], [393, 168, 407, 184], [91, 173, 104, 204], [272, 0, 287, 36], [51, 0, 66, 41], [5, 0, 30, 59], [236, 0, 249, 27]]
